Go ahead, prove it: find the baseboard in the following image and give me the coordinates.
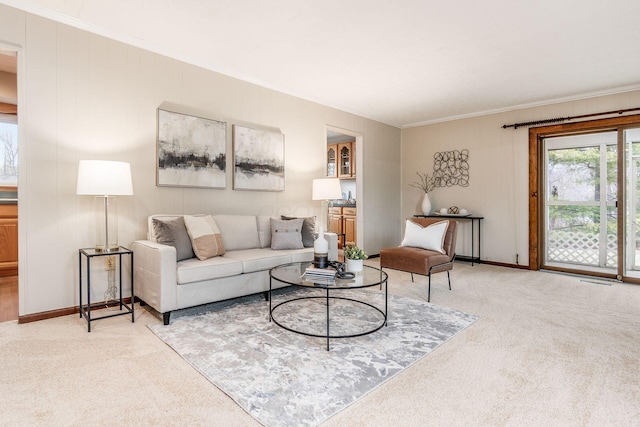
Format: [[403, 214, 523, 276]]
[[17, 259, 528, 324], [481, 260, 530, 270], [18, 297, 133, 324]]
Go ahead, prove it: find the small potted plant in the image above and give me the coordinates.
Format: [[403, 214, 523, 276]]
[[343, 244, 368, 273]]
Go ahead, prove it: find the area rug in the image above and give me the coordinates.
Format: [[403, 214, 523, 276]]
[[148, 288, 479, 427]]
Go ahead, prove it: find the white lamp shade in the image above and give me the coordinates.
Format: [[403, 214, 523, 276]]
[[76, 160, 133, 196], [312, 178, 342, 200]]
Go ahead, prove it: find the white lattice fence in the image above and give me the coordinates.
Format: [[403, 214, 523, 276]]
[[548, 230, 617, 266]]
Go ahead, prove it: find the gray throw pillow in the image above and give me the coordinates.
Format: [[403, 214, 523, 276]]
[[152, 217, 196, 261], [271, 218, 304, 250], [281, 215, 316, 247]]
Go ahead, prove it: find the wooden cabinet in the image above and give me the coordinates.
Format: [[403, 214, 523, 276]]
[[338, 142, 355, 178], [342, 207, 357, 246], [326, 144, 337, 177], [327, 206, 356, 248], [327, 141, 356, 179], [328, 207, 343, 247], [0, 204, 18, 276]]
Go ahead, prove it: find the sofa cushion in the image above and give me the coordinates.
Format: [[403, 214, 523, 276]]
[[152, 217, 195, 261], [213, 215, 260, 251], [271, 218, 304, 250], [401, 219, 448, 254], [257, 215, 273, 248], [184, 215, 225, 260], [176, 256, 244, 285], [290, 248, 315, 263], [281, 215, 316, 247], [222, 248, 296, 273]]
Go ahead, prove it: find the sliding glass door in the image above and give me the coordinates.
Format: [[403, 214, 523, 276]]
[[541, 125, 640, 279], [544, 132, 618, 273], [624, 128, 640, 278]]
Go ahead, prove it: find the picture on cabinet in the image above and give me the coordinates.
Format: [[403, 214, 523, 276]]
[[157, 109, 227, 188], [232, 124, 285, 191]]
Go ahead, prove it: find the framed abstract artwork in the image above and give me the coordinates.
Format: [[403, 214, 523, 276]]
[[157, 109, 227, 188], [232, 124, 285, 191]]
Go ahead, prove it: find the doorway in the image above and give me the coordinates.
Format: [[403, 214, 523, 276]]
[[0, 48, 18, 322], [325, 126, 362, 248], [529, 114, 640, 282]]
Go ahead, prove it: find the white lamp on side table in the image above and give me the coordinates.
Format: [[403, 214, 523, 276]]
[[312, 178, 342, 231], [76, 160, 134, 253]]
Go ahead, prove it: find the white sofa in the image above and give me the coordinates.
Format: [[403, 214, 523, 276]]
[[132, 214, 338, 324]]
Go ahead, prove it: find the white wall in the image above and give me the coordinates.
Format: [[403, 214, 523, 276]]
[[401, 90, 640, 265], [0, 4, 401, 316]]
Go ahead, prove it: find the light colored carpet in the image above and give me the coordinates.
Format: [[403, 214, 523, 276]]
[[1, 261, 639, 426], [148, 288, 478, 427]]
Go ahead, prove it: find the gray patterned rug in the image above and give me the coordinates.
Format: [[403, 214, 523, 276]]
[[148, 288, 479, 427]]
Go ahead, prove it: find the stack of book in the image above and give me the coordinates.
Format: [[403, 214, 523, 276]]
[[303, 265, 336, 281]]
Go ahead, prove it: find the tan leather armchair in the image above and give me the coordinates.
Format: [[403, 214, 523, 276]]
[[380, 218, 457, 302]]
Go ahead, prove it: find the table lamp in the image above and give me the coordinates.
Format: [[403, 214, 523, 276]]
[[312, 178, 342, 231], [76, 160, 133, 252], [312, 178, 342, 267]]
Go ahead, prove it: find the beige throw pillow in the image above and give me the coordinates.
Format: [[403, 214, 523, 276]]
[[184, 215, 225, 260], [270, 218, 304, 250]]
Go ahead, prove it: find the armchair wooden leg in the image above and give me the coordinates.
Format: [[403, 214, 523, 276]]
[[428, 272, 431, 302], [447, 270, 451, 290], [411, 273, 414, 282]]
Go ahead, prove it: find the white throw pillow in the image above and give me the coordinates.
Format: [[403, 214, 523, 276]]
[[184, 215, 225, 260], [400, 220, 448, 254]]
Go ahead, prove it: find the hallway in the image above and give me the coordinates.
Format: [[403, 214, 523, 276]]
[[0, 275, 18, 322]]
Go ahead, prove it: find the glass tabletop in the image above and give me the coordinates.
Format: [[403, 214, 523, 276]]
[[269, 261, 387, 290], [79, 246, 132, 257]]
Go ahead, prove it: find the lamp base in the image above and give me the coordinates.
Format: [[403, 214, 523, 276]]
[[95, 195, 119, 252], [94, 245, 120, 253]]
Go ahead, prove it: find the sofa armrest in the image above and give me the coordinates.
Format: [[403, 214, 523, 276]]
[[131, 240, 178, 314]]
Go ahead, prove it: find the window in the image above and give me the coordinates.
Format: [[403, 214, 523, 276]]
[[0, 113, 18, 186]]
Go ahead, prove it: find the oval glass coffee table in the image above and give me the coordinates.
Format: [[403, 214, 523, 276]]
[[269, 261, 388, 350]]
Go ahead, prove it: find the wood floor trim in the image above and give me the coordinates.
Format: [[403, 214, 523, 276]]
[[17, 297, 133, 324]]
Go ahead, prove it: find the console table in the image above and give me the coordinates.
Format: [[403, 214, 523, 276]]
[[414, 214, 483, 265]]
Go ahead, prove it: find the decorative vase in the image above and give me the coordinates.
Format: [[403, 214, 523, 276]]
[[313, 227, 329, 268], [421, 192, 432, 215], [346, 259, 363, 273]]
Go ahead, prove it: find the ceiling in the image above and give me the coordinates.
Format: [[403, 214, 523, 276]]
[[3, 0, 640, 128]]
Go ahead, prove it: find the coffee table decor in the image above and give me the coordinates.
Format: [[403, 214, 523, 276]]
[[148, 287, 479, 427]]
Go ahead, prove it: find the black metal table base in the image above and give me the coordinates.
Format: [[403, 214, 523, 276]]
[[270, 292, 387, 351], [79, 247, 134, 332]]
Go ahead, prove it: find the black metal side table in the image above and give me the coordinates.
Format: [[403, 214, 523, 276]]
[[79, 246, 134, 332], [414, 214, 484, 265]]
